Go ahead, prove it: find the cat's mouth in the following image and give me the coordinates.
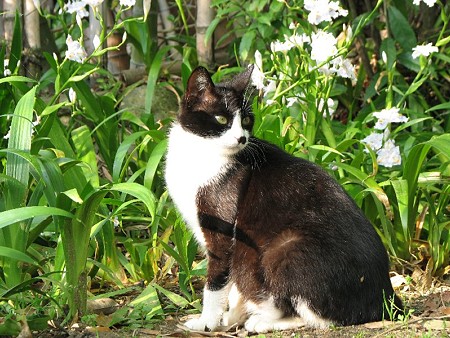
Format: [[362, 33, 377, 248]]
[[222, 140, 247, 156]]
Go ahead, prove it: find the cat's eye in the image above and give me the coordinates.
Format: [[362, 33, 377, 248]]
[[215, 115, 228, 125], [242, 116, 252, 127]]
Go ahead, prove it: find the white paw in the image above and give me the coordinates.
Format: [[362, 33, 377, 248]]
[[244, 315, 273, 333], [245, 315, 306, 333], [185, 315, 220, 332], [222, 310, 246, 326]]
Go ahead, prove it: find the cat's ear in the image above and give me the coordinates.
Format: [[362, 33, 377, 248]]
[[230, 65, 254, 93], [185, 67, 215, 102]]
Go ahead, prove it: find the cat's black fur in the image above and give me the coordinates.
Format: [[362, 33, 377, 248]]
[[166, 66, 403, 331]]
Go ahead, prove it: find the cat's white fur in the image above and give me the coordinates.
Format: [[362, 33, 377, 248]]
[[165, 112, 329, 333], [185, 287, 230, 330], [165, 111, 248, 247]]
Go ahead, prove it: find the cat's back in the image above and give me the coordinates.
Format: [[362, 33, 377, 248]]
[[237, 137, 381, 247]]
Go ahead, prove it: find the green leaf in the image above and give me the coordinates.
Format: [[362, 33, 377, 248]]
[[110, 182, 156, 218], [387, 6, 417, 51], [0, 76, 36, 85], [380, 38, 397, 70], [41, 102, 67, 117], [391, 179, 410, 244], [309, 145, 343, 157], [205, 17, 221, 44], [153, 284, 190, 308], [426, 102, 450, 113], [112, 131, 148, 182], [71, 125, 99, 186], [0, 318, 20, 336], [144, 138, 167, 190], [0, 206, 74, 230], [143, 46, 171, 125], [0, 246, 38, 265], [6, 86, 37, 203], [9, 11, 22, 72], [239, 31, 256, 61]]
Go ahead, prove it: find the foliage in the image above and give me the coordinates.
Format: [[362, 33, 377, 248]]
[[211, 0, 449, 275], [0, 0, 449, 335], [0, 1, 198, 333]]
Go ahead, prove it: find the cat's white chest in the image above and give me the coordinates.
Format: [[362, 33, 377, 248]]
[[165, 123, 231, 247]]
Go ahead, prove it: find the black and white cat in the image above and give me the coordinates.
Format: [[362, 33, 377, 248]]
[[164, 66, 402, 333]]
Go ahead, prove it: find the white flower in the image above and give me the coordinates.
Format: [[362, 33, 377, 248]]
[[413, 0, 437, 7], [286, 33, 309, 48], [373, 108, 408, 130], [93, 34, 101, 50], [251, 50, 265, 90], [286, 97, 299, 108], [69, 88, 77, 103], [343, 23, 352, 42], [332, 56, 356, 82], [412, 43, 438, 59], [310, 30, 338, 63], [3, 129, 11, 140], [3, 59, 11, 77], [84, 0, 104, 7], [65, 0, 89, 18], [376, 139, 401, 167], [32, 115, 41, 128], [120, 0, 136, 6], [381, 51, 387, 64], [304, 0, 348, 25], [318, 98, 337, 117], [122, 31, 127, 44], [270, 40, 294, 53], [65, 35, 87, 63], [362, 132, 383, 152], [263, 79, 277, 96], [76, 13, 83, 29]]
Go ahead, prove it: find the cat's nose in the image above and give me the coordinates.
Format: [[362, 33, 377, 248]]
[[237, 136, 247, 144]]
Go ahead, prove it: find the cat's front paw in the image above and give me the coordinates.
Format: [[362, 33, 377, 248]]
[[244, 315, 274, 333], [184, 315, 220, 332]]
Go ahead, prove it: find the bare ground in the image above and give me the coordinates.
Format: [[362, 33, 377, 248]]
[[32, 278, 450, 338]]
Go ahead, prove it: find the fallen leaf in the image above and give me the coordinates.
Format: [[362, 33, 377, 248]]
[[423, 319, 449, 330], [364, 320, 396, 329], [87, 298, 119, 315], [442, 291, 450, 303], [390, 274, 407, 289], [86, 326, 111, 333], [440, 307, 450, 315], [424, 294, 441, 311]]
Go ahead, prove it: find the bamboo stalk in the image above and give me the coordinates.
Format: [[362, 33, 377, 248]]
[[196, 0, 214, 68], [24, 0, 40, 49]]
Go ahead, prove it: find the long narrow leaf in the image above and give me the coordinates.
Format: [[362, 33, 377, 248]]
[[6, 86, 37, 201], [0, 246, 38, 266], [110, 183, 156, 218], [0, 206, 73, 230], [144, 138, 167, 190]]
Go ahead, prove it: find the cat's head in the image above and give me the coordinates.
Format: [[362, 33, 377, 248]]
[[178, 66, 254, 156]]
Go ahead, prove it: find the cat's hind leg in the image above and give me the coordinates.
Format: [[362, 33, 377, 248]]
[[244, 297, 305, 333], [222, 283, 247, 327]]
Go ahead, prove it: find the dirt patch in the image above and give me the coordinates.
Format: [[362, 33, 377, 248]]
[[29, 276, 450, 338]]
